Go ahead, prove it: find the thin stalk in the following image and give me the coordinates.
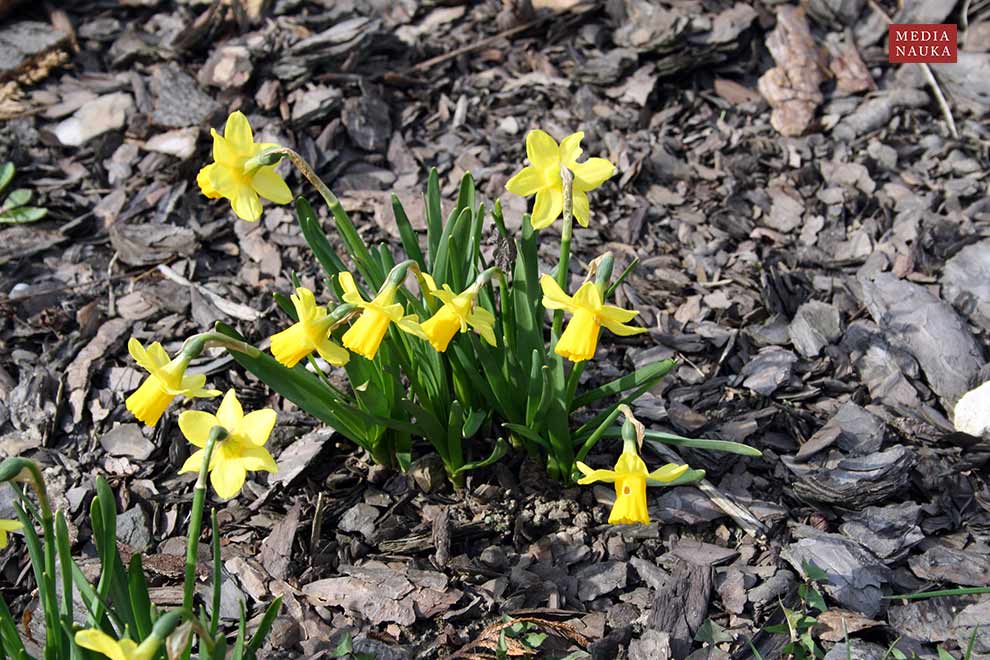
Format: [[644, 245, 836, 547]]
[[551, 166, 574, 340], [183, 426, 227, 612]]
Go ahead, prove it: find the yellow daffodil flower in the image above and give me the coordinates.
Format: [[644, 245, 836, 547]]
[[0, 519, 22, 548], [126, 338, 220, 427], [419, 273, 497, 352], [178, 389, 278, 499], [74, 629, 158, 660], [339, 272, 426, 360], [576, 446, 688, 525], [505, 129, 615, 230], [197, 111, 292, 222], [540, 275, 646, 363], [270, 287, 349, 368]]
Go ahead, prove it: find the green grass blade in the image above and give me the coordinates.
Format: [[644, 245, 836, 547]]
[[883, 587, 990, 600], [0, 162, 13, 197], [425, 168, 442, 267], [245, 597, 283, 660], [391, 193, 426, 270], [571, 359, 676, 411], [126, 555, 152, 641]]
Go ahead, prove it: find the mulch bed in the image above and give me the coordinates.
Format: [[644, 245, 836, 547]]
[[1, 0, 989, 658]]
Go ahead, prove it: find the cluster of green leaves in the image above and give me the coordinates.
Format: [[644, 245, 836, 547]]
[[0, 458, 280, 660], [0, 163, 47, 225], [225, 169, 707, 483]]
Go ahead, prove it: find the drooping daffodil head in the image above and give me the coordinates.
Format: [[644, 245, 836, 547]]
[[505, 129, 615, 230], [125, 338, 221, 427], [74, 629, 158, 660], [270, 287, 349, 368], [540, 275, 646, 363], [0, 519, 22, 549], [419, 273, 497, 352], [338, 272, 426, 360], [576, 445, 688, 525], [178, 389, 278, 500], [197, 111, 293, 222]]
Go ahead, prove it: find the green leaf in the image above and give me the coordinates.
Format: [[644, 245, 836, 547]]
[[330, 631, 353, 657], [391, 193, 426, 271], [231, 602, 248, 660], [643, 433, 762, 457], [1, 188, 31, 211], [0, 206, 47, 224], [245, 596, 283, 659], [801, 584, 827, 613], [0, 597, 29, 660], [294, 197, 348, 299], [0, 162, 13, 197], [55, 511, 75, 626], [127, 555, 152, 641], [503, 423, 550, 450], [425, 168, 442, 266], [695, 618, 733, 645], [802, 560, 829, 584], [462, 409, 486, 439], [937, 649, 955, 660], [211, 508, 222, 636], [883, 586, 990, 600], [571, 359, 676, 411], [452, 438, 509, 476], [524, 632, 547, 648]]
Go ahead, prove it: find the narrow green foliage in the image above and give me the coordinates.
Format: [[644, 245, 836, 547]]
[[0, 163, 47, 224]]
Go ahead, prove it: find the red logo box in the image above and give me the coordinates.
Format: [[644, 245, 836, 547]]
[[889, 23, 957, 63]]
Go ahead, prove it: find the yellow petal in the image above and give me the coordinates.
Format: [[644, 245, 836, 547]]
[[127, 338, 156, 374], [572, 189, 590, 227], [216, 389, 243, 431], [558, 131, 584, 167], [238, 446, 278, 472], [526, 129, 559, 169], [230, 185, 263, 222], [75, 629, 129, 660], [211, 458, 247, 499], [315, 337, 350, 366], [505, 165, 544, 197], [648, 463, 689, 483], [223, 111, 255, 155], [178, 410, 219, 448], [0, 519, 22, 532], [292, 287, 318, 321], [530, 187, 563, 230], [575, 461, 618, 484], [396, 315, 427, 340], [571, 157, 615, 192], [467, 307, 497, 346], [598, 302, 639, 324], [614, 448, 649, 476], [539, 274, 574, 311], [178, 449, 205, 475], [251, 167, 293, 205], [338, 271, 366, 306], [236, 409, 277, 447], [599, 312, 647, 337], [571, 282, 603, 311], [145, 342, 171, 369], [420, 272, 439, 294], [0, 529, 7, 549], [210, 129, 240, 170]]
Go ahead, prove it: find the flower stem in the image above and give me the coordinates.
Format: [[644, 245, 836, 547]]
[[181, 332, 261, 360], [552, 166, 575, 340], [183, 426, 227, 612]]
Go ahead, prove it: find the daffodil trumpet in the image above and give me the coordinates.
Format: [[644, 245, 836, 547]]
[[270, 287, 354, 368], [340, 260, 427, 360]]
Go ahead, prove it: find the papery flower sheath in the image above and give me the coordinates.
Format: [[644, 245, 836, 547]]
[[178, 389, 277, 500], [0, 519, 21, 549], [576, 446, 687, 525], [270, 287, 349, 368], [420, 273, 496, 352], [339, 272, 426, 360], [505, 129, 615, 230], [126, 338, 220, 427], [540, 275, 645, 363], [197, 111, 292, 222]]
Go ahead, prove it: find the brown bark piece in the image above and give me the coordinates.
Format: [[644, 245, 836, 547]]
[[757, 6, 826, 136]]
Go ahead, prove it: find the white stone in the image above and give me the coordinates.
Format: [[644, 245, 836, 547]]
[[143, 127, 199, 160], [53, 92, 133, 146], [953, 380, 990, 438]]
